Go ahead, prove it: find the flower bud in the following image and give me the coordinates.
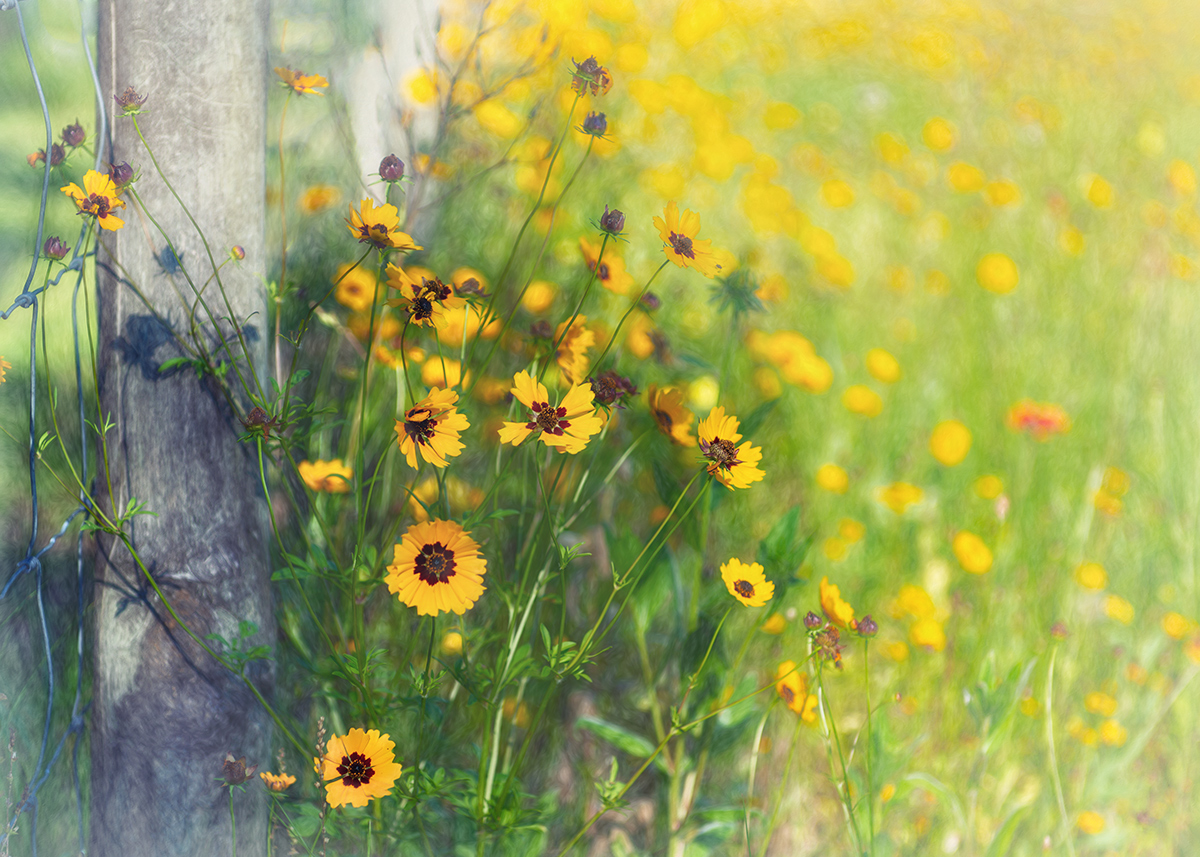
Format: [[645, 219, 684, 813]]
[[1050, 621, 1069, 640], [599, 206, 625, 236], [114, 86, 147, 113], [43, 236, 69, 260], [529, 320, 553, 339], [857, 615, 879, 637], [379, 154, 405, 182], [220, 753, 257, 787], [61, 121, 85, 147], [230, 245, 246, 260], [108, 161, 134, 187], [582, 111, 607, 136], [641, 292, 661, 311], [804, 611, 824, 630]]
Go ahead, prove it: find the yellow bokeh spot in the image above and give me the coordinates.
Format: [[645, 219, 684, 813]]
[[474, 100, 523, 139], [753, 366, 782, 399], [924, 269, 950, 294], [817, 253, 856, 288], [1169, 159, 1197, 196], [764, 102, 802, 130], [922, 117, 957, 151], [421, 357, 466, 388], [866, 348, 901, 384], [877, 482, 923, 514], [761, 613, 787, 634], [1074, 562, 1107, 591], [882, 641, 909, 661], [929, 420, 972, 466], [910, 616, 946, 651], [1163, 611, 1191, 639], [1059, 226, 1086, 256], [688, 376, 720, 412], [1085, 174, 1114, 208], [1136, 121, 1165, 156], [947, 161, 986, 192], [838, 518, 866, 543], [1020, 696, 1040, 717], [973, 474, 1003, 499], [952, 531, 992, 574], [673, 0, 726, 48], [876, 132, 909, 164], [842, 384, 883, 417], [1076, 812, 1105, 835], [976, 252, 1019, 294], [1171, 253, 1196, 280], [1100, 719, 1128, 747], [406, 67, 439, 105], [879, 783, 897, 803], [823, 536, 848, 561], [1105, 595, 1134, 625], [642, 164, 688, 199], [983, 179, 1021, 206], [821, 179, 855, 208], [615, 42, 648, 72], [521, 280, 557, 314], [816, 463, 849, 494], [441, 631, 464, 656], [886, 266, 913, 292], [1084, 691, 1117, 717]]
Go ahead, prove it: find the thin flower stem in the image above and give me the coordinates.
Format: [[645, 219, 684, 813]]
[[229, 788, 237, 857], [539, 232, 608, 384], [591, 260, 671, 370], [1046, 645, 1079, 857], [817, 662, 866, 854], [754, 714, 804, 857], [864, 637, 876, 856], [679, 605, 733, 715]]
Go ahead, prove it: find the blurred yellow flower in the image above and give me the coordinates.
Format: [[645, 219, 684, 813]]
[[761, 614, 787, 635], [924, 270, 950, 294], [1085, 174, 1114, 208], [910, 616, 946, 651], [1059, 225, 1086, 256], [299, 184, 341, 214], [1007, 399, 1071, 439], [1019, 696, 1040, 717], [334, 264, 378, 313], [821, 179, 855, 208], [647, 385, 696, 447], [1084, 691, 1117, 717], [298, 459, 353, 493], [976, 252, 1019, 294], [952, 531, 993, 574], [441, 631, 464, 656], [1168, 159, 1197, 196], [823, 537, 847, 561], [1074, 562, 1107, 591], [1099, 719, 1128, 747], [774, 660, 818, 721], [983, 179, 1021, 206], [764, 102, 801, 130], [260, 771, 296, 791], [893, 585, 936, 619], [1105, 595, 1134, 625], [865, 348, 901, 383], [474, 100, 522, 139], [816, 463, 849, 494], [819, 576, 856, 629], [1163, 611, 1191, 639], [842, 385, 883, 417], [876, 132, 908, 164], [877, 482, 923, 514], [753, 367, 782, 399], [838, 518, 865, 543], [406, 68, 439, 104], [922, 116, 957, 151], [554, 316, 595, 384], [275, 66, 328, 96], [947, 162, 985, 192], [973, 475, 1004, 499], [1076, 812, 1105, 835], [422, 357, 467, 388], [929, 420, 971, 466], [522, 280, 557, 314], [882, 641, 909, 661]]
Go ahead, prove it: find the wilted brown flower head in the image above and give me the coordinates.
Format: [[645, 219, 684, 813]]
[[599, 206, 625, 236], [220, 753, 257, 787], [571, 56, 612, 97], [114, 86, 147, 113], [814, 625, 844, 668], [28, 145, 66, 168], [588, 370, 637, 408], [61, 121, 85, 147], [379, 154, 405, 182], [455, 277, 487, 298]]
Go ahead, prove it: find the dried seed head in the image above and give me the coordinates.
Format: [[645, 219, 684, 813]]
[[220, 753, 257, 787], [61, 121, 86, 147], [114, 86, 148, 113]]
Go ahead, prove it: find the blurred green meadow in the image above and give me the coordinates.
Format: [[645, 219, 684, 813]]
[[5, 0, 1200, 853]]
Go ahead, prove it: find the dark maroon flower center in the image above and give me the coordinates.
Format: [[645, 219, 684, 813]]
[[415, 541, 457, 585], [404, 409, 437, 446], [702, 438, 740, 471], [337, 751, 375, 788], [780, 685, 795, 705], [597, 262, 610, 280], [527, 401, 570, 436], [668, 231, 694, 259], [734, 579, 755, 599], [365, 223, 390, 244], [86, 194, 110, 218], [654, 409, 673, 430], [412, 297, 433, 320]]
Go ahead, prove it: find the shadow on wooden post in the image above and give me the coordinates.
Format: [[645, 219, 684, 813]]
[[92, 2, 273, 855]]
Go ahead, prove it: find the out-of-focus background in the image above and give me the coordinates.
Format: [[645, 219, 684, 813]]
[[5, 0, 1200, 852]]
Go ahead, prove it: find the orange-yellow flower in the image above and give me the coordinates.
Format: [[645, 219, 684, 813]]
[[334, 263, 378, 313], [554, 316, 595, 384], [386, 265, 464, 329], [580, 237, 634, 295], [929, 420, 971, 466], [0, 356, 10, 385], [1007, 399, 1070, 440], [647, 385, 696, 447], [299, 184, 341, 213], [498, 371, 603, 455], [395, 388, 469, 468], [819, 577, 856, 630], [775, 660, 818, 721], [275, 66, 329, 95], [318, 728, 403, 808], [61, 170, 126, 231], [653, 201, 725, 278], [386, 519, 487, 616], [260, 771, 296, 791], [877, 482, 923, 514], [698, 406, 764, 490], [346, 198, 422, 252], [298, 459, 353, 493], [952, 531, 993, 574], [720, 558, 774, 607]]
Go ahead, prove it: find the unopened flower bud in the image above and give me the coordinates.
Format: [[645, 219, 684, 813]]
[[220, 753, 257, 787], [61, 121, 85, 147], [43, 236, 69, 260], [379, 154, 405, 182], [804, 611, 824, 630], [641, 292, 661, 311], [529, 320, 553, 339], [27, 146, 65, 168], [857, 615, 879, 637], [582, 111, 607, 136], [230, 245, 246, 260], [599, 206, 625, 235], [108, 161, 134, 187]]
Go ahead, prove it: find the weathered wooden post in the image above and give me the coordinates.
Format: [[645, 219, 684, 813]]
[[92, 1, 272, 854]]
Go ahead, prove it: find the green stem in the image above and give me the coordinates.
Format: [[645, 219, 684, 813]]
[[229, 788, 237, 857], [591, 260, 671, 370], [1046, 645, 1078, 857]]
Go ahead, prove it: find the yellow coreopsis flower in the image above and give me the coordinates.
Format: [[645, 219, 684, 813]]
[[386, 265, 464, 329], [61, 170, 126, 231], [554, 316, 595, 384], [952, 531, 993, 574], [647, 385, 696, 447], [386, 519, 487, 616], [334, 264, 378, 313], [298, 459, 353, 493], [318, 728, 403, 808], [775, 660, 818, 721], [346, 198, 422, 252], [819, 577, 856, 630], [697, 406, 764, 490], [498, 371, 603, 455], [395, 388, 470, 469], [580, 237, 634, 295], [653, 201, 725, 278], [877, 482, 923, 513], [275, 66, 329, 95], [259, 771, 296, 792], [720, 558, 774, 607]]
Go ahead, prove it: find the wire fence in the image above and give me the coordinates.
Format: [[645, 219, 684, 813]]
[[1, 1, 107, 853]]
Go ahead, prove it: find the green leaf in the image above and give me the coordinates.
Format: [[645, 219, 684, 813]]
[[574, 715, 656, 758]]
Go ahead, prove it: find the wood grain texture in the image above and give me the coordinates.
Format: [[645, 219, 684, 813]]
[[93, 1, 272, 854]]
